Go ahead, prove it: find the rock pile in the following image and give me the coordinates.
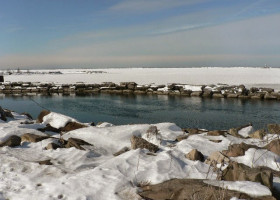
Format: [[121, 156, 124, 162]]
[[0, 81, 279, 100]]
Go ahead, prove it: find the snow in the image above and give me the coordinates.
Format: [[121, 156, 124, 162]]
[[0, 110, 278, 199], [2, 67, 280, 90], [238, 126, 254, 138], [42, 112, 78, 129]]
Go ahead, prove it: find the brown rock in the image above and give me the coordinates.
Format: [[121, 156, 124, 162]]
[[65, 138, 92, 150], [267, 124, 280, 134], [265, 139, 280, 156], [60, 122, 87, 132], [205, 151, 230, 165], [250, 129, 266, 139], [21, 112, 33, 120], [138, 178, 274, 200], [223, 142, 258, 157], [227, 128, 244, 138], [38, 159, 53, 165], [130, 135, 159, 153], [222, 161, 273, 189], [113, 147, 130, 156], [207, 130, 226, 136], [176, 135, 188, 142], [37, 110, 51, 123], [0, 135, 21, 147], [185, 149, 204, 161], [21, 133, 50, 143], [46, 142, 61, 150], [183, 128, 205, 135], [38, 124, 61, 133]]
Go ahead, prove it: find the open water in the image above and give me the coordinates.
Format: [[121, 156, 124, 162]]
[[1, 94, 279, 130]]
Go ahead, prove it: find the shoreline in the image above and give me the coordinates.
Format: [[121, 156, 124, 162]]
[[1, 81, 280, 100]]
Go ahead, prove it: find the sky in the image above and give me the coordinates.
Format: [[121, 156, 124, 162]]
[[0, 0, 280, 69]]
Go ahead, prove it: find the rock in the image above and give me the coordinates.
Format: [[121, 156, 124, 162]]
[[113, 147, 130, 156], [222, 143, 258, 157], [185, 149, 204, 161], [21, 112, 33, 120], [38, 159, 53, 165], [267, 124, 280, 134], [176, 135, 188, 142], [0, 106, 14, 121], [130, 135, 159, 153], [146, 126, 159, 137], [264, 93, 277, 100], [226, 93, 239, 98], [250, 129, 266, 139], [222, 161, 273, 189], [38, 124, 61, 133], [265, 139, 280, 156], [210, 140, 222, 143], [205, 151, 229, 165], [183, 128, 205, 135], [37, 110, 51, 123], [190, 91, 202, 97], [138, 178, 273, 200], [60, 122, 87, 132], [207, 130, 226, 136], [227, 128, 244, 138], [0, 135, 21, 147], [65, 138, 92, 150], [46, 142, 61, 150], [212, 93, 224, 98], [21, 133, 50, 143]]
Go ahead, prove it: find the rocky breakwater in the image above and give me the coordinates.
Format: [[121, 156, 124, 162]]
[[0, 81, 279, 100]]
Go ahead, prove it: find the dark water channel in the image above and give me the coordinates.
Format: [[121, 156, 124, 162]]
[[1, 94, 279, 130]]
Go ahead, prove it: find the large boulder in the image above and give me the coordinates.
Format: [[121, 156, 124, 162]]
[[130, 135, 159, 153], [265, 139, 280, 156], [21, 133, 50, 143], [0, 106, 14, 121], [185, 149, 204, 162], [222, 161, 273, 189], [222, 143, 258, 157], [267, 124, 280, 134], [37, 110, 51, 123], [138, 178, 274, 200], [0, 135, 21, 147]]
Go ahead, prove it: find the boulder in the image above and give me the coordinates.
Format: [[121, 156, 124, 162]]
[[212, 93, 224, 98], [222, 161, 273, 189], [0, 135, 21, 147], [65, 138, 92, 150], [205, 151, 230, 165], [130, 135, 159, 153], [250, 129, 266, 139], [183, 128, 205, 135], [37, 110, 51, 123], [265, 139, 280, 156], [38, 159, 53, 165], [222, 143, 258, 157], [21, 112, 33, 120], [227, 128, 244, 138], [46, 142, 62, 150], [138, 179, 273, 200], [207, 130, 226, 136], [267, 124, 280, 134], [264, 93, 277, 100], [0, 106, 14, 121], [185, 149, 204, 161], [21, 133, 50, 143], [113, 147, 130, 156], [176, 135, 188, 142], [37, 124, 61, 133], [190, 91, 202, 97], [60, 122, 87, 132]]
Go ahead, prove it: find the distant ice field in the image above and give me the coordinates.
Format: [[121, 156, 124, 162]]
[[3, 67, 280, 90]]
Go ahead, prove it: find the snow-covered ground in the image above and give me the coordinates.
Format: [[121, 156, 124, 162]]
[[2, 67, 280, 90], [0, 110, 279, 199]]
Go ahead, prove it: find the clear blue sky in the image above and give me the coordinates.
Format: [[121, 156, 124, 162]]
[[0, 0, 280, 69]]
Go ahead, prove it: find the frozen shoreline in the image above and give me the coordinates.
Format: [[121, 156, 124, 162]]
[[2, 67, 280, 90]]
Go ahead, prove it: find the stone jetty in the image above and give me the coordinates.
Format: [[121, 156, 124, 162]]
[[0, 81, 279, 100]]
